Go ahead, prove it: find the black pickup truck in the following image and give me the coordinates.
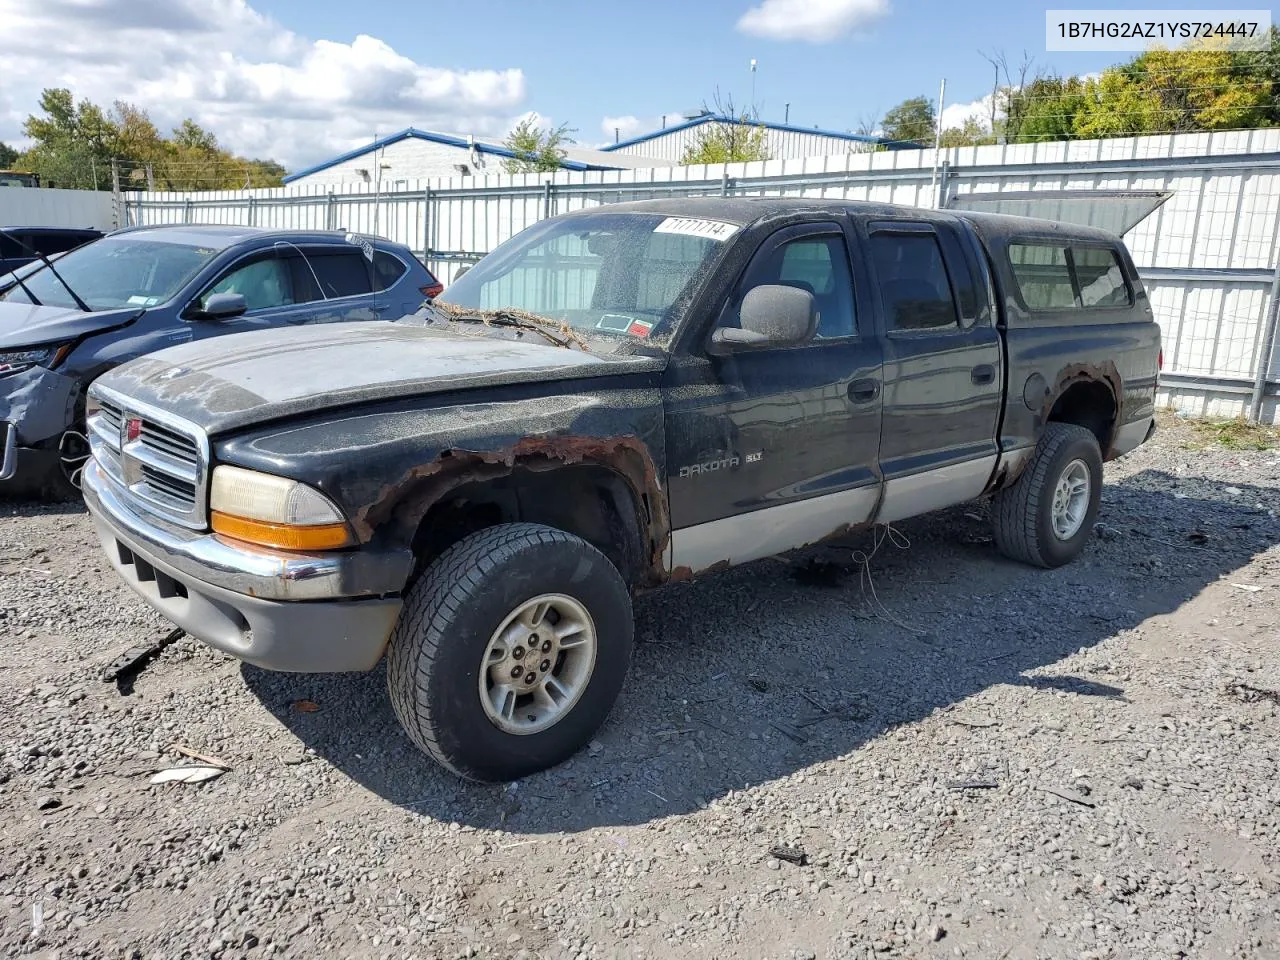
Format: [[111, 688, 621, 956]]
[[81, 198, 1160, 781]]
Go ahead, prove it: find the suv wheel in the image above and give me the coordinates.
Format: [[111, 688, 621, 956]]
[[991, 422, 1103, 568], [387, 522, 633, 782]]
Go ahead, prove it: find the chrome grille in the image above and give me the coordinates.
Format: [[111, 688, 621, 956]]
[[87, 389, 209, 529]]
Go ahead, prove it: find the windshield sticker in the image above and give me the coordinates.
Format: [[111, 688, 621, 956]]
[[596, 313, 634, 333], [653, 217, 739, 242], [344, 233, 375, 262], [127, 295, 149, 305], [627, 318, 655, 338]]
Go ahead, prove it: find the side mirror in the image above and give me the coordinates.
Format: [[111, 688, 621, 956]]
[[711, 284, 816, 351], [195, 292, 248, 321]]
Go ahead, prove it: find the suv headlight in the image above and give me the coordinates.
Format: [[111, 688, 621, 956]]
[[210, 465, 355, 551], [0, 344, 69, 376]]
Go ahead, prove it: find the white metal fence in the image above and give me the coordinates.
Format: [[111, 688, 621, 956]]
[[120, 130, 1280, 423]]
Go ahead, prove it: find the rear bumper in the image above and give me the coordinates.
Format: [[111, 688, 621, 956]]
[[1110, 415, 1156, 459], [83, 458, 411, 672]]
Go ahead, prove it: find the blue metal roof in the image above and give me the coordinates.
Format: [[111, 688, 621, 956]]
[[282, 128, 617, 183], [600, 114, 919, 152]]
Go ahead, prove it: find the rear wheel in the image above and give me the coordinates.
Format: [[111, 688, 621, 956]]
[[991, 423, 1103, 568], [386, 522, 633, 782]]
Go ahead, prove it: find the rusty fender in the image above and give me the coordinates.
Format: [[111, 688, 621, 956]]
[[1044, 360, 1125, 458], [354, 434, 671, 585], [981, 359, 1125, 497]]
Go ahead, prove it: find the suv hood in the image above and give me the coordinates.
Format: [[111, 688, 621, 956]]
[[93, 321, 666, 435], [0, 300, 145, 350]]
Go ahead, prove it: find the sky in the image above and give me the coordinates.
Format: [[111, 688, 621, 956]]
[[0, 0, 1137, 172]]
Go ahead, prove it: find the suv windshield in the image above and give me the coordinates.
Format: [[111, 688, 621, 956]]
[[437, 212, 736, 342], [0, 237, 219, 311]]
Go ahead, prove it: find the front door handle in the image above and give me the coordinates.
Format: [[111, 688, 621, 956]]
[[848, 378, 880, 403], [971, 364, 996, 385]]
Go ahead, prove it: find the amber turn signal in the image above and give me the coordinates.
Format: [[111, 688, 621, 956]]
[[211, 511, 355, 551]]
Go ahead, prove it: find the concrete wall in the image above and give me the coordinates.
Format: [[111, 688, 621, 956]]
[[0, 187, 117, 230]]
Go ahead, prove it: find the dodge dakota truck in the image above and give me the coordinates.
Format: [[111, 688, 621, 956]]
[[81, 198, 1160, 782]]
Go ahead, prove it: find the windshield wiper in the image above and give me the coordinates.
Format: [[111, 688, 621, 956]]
[[429, 302, 589, 351], [1, 262, 43, 306], [0, 228, 91, 312]]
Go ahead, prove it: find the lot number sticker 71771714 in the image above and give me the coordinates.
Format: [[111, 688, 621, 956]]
[[653, 217, 740, 242]]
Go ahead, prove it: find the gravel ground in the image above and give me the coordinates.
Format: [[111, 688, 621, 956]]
[[1, 415, 1278, 960]]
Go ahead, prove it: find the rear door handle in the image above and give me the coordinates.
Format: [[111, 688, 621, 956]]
[[971, 364, 996, 385], [848, 378, 880, 403]]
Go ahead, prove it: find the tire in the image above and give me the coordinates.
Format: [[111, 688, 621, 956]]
[[44, 426, 89, 502], [386, 522, 634, 782], [991, 423, 1103, 569]]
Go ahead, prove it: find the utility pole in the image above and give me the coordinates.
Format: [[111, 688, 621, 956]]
[[784, 103, 790, 124], [929, 78, 946, 208], [750, 59, 758, 114], [110, 158, 122, 227], [145, 162, 155, 192]]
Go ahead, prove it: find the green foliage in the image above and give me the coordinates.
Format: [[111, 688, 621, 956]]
[[938, 118, 996, 147], [880, 96, 937, 145], [502, 118, 576, 173], [1189, 417, 1278, 450], [0, 142, 18, 168], [15, 87, 286, 190], [1001, 29, 1280, 142], [680, 118, 770, 164]]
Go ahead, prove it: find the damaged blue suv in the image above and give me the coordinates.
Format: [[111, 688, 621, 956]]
[[0, 224, 442, 497]]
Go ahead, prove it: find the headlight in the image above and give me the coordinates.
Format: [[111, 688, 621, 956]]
[[209, 465, 355, 551], [0, 345, 67, 375]]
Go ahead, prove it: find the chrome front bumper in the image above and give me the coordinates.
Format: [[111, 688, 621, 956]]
[[83, 458, 413, 672]]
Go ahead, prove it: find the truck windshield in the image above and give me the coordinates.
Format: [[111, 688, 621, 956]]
[[437, 213, 736, 342], [0, 237, 219, 311]]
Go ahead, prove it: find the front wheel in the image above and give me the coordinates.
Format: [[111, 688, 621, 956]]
[[991, 423, 1103, 568], [386, 523, 634, 782]]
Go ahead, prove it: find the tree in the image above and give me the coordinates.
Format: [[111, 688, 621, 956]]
[[984, 31, 1280, 143], [0, 142, 18, 168], [14, 87, 286, 190], [502, 118, 576, 173], [880, 96, 936, 145], [680, 92, 770, 164], [939, 117, 995, 147]]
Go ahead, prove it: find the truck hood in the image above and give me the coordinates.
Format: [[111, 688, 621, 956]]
[[0, 300, 144, 350], [92, 321, 667, 435]]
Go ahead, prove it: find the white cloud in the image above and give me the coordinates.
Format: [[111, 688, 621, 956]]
[[599, 113, 684, 146], [737, 0, 890, 43], [941, 94, 996, 131], [0, 0, 527, 170]]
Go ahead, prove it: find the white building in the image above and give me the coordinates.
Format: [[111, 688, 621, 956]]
[[283, 128, 675, 187], [283, 115, 914, 187], [599, 112, 906, 163]]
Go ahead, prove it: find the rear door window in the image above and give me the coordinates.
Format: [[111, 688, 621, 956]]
[[869, 230, 959, 332], [291, 249, 373, 302]]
